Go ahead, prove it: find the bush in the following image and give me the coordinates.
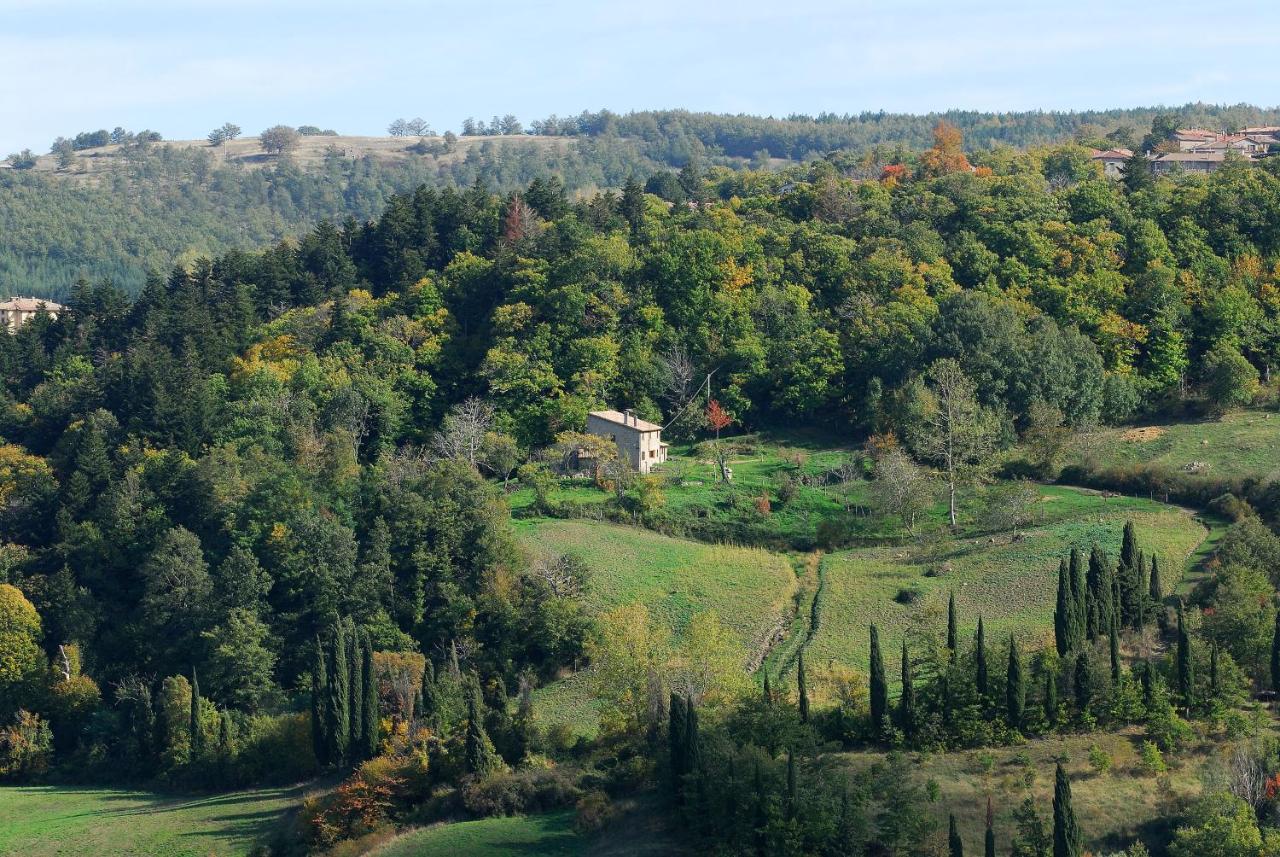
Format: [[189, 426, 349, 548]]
[[459, 766, 580, 817], [1087, 742, 1112, 776], [0, 710, 52, 780], [574, 790, 616, 833], [1139, 740, 1167, 775], [894, 586, 923, 605], [233, 712, 319, 785]]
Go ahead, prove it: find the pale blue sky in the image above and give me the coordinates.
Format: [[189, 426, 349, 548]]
[[3, 0, 1279, 153]]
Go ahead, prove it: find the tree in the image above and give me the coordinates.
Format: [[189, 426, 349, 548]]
[[947, 592, 958, 659], [899, 640, 916, 738], [464, 680, 500, 776], [1052, 762, 1081, 857], [1177, 603, 1194, 710], [1055, 557, 1074, 657], [975, 616, 989, 699], [387, 118, 408, 137], [1044, 665, 1059, 726], [1085, 546, 1112, 641], [949, 812, 965, 857], [1149, 555, 1164, 617], [325, 620, 350, 764], [1006, 634, 1025, 729], [870, 445, 933, 535], [405, 118, 430, 136], [1118, 521, 1140, 626], [1069, 549, 1087, 651], [310, 636, 328, 764], [669, 692, 687, 794], [361, 636, 379, 759], [907, 359, 1002, 526], [201, 609, 277, 712], [705, 399, 733, 482], [347, 623, 362, 755], [189, 667, 203, 758], [796, 651, 809, 724], [5, 150, 37, 169], [870, 624, 888, 735], [260, 125, 300, 155], [1202, 342, 1259, 413], [1270, 609, 1280, 692], [432, 397, 495, 467], [985, 797, 996, 857], [0, 585, 42, 715], [919, 121, 971, 178], [1074, 652, 1092, 714], [1109, 617, 1121, 683]]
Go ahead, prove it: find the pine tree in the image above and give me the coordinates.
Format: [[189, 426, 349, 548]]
[[1109, 616, 1121, 683], [1074, 652, 1092, 714], [361, 635, 379, 759], [1272, 610, 1280, 693], [1176, 601, 1193, 710], [1006, 634, 1024, 729], [464, 680, 499, 776], [1052, 761, 1081, 857], [1133, 552, 1148, 632], [947, 592, 958, 660], [975, 616, 989, 700], [347, 623, 362, 756], [1054, 557, 1073, 656], [1044, 666, 1059, 726], [325, 620, 350, 764], [797, 651, 809, 724], [984, 796, 996, 857], [870, 624, 888, 735], [310, 635, 328, 765], [899, 640, 916, 738], [190, 666, 203, 758], [1069, 548, 1087, 647], [949, 812, 964, 857]]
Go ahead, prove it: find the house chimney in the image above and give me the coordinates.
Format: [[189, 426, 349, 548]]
[[624, 408, 634, 426]]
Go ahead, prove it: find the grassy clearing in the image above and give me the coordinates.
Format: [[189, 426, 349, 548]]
[[0, 784, 301, 856], [374, 811, 584, 857], [1064, 409, 1280, 483], [841, 727, 1235, 854], [804, 486, 1213, 677]]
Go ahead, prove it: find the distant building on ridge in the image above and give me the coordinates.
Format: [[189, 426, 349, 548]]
[[586, 409, 669, 474], [0, 297, 64, 332]]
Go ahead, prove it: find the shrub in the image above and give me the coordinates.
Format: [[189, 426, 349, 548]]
[[894, 586, 923, 605], [574, 790, 616, 833], [1139, 740, 1167, 776], [1087, 743, 1112, 776], [0, 710, 52, 780], [459, 766, 580, 817], [233, 712, 319, 785]]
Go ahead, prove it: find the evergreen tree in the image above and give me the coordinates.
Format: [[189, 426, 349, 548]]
[[797, 651, 810, 724], [1086, 546, 1112, 641], [1118, 521, 1138, 626], [325, 620, 350, 764], [1074, 652, 1092, 714], [217, 710, 233, 782], [669, 692, 688, 794], [1006, 634, 1024, 729], [1139, 660, 1155, 712], [1054, 557, 1073, 656], [1133, 552, 1148, 632], [464, 680, 499, 776], [785, 751, 797, 821], [870, 624, 888, 735], [685, 701, 701, 776], [190, 666, 203, 758], [947, 591, 958, 659], [1069, 548, 1087, 647], [985, 796, 996, 857], [1209, 643, 1219, 700], [421, 660, 439, 730], [1044, 666, 1059, 726], [310, 636, 328, 765], [899, 640, 916, 738], [1109, 616, 1121, 683], [762, 673, 773, 705], [1148, 555, 1163, 622], [1272, 610, 1280, 693], [975, 616, 989, 700], [361, 635, 379, 759], [1052, 762, 1081, 857], [347, 623, 362, 755], [949, 812, 964, 857], [1176, 602, 1193, 710]]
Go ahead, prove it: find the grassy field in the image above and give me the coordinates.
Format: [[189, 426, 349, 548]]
[[0, 784, 301, 856], [841, 726, 1236, 854], [1063, 409, 1280, 483], [375, 812, 584, 857], [803, 485, 1214, 677]]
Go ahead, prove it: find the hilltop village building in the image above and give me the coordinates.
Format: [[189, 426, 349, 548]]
[[1092, 126, 1279, 178], [585, 409, 669, 474], [0, 297, 63, 332]]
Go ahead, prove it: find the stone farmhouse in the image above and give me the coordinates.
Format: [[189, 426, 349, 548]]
[[0, 297, 64, 333], [1092, 126, 1279, 179], [585, 409, 669, 474]]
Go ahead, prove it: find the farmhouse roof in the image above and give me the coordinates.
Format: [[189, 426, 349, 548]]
[[589, 409, 663, 432], [0, 297, 64, 312], [1152, 151, 1228, 164], [1090, 148, 1132, 159]]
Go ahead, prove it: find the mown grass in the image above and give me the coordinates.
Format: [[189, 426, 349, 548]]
[[840, 727, 1232, 855], [1064, 409, 1280, 483], [803, 486, 1213, 677], [0, 784, 301, 856], [374, 811, 584, 857]]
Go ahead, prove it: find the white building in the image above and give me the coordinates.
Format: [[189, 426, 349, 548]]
[[586, 409, 669, 474], [0, 297, 64, 332]]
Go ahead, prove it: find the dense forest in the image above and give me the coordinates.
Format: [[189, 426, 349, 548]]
[[6, 101, 1280, 298], [3, 119, 1280, 854]]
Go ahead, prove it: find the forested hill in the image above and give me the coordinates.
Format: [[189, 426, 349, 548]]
[[4, 101, 1280, 297]]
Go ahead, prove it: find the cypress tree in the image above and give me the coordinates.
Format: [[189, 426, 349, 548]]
[[1176, 602, 1193, 710], [985, 796, 996, 857], [975, 616, 989, 700], [1069, 548, 1087, 647], [1148, 555, 1163, 627], [1272, 610, 1280, 693], [797, 651, 809, 724], [1054, 557, 1073, 656], [785, 751, 797, 821], [1044, 666, 1058, 727], [869, 625, 887, 734], [464, 680, 499, 776], [1209, 644, 1220, 700], [1074, 652, 1092, 714], [900, 640, 916, 738], [1086, 546, 1109, 640], [1133, 552, 1148, 632], [1119, 521, 1138, 626], [190, 666, 203, 758], [361, 635, 379, 759], [326, 620, 350, 764], [421, 660, 439, 730], [762, 673, 773, 705], [1052, 762, 1081, 857], [753, 760, 767, 856], [949, 812, 964, 857], [669, 692, 688, 792], [685, 701, 701, 776], [347, 623, 362, 755], [947, 592, 958, 659], [310, 635, 328, 765], [1139, 660, 1155, 711], [217, 710, 233, 782], [1006, 634, 1024, 729], [1109, 616, 1121, 683]]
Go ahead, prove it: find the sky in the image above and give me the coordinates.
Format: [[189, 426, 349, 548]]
[[3, 0, 1280, 153]]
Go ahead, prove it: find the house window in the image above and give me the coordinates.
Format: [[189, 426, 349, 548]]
[[649, 449, 656, 459]]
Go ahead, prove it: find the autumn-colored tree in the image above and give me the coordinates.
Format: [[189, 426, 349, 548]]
[[705, 400, 734, 482], [918, 121, 971, 178]]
